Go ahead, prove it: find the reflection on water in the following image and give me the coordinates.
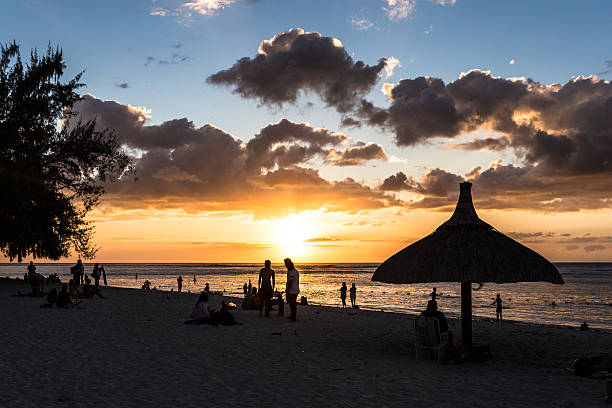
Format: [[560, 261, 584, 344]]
[[1, 262, 610, 330]]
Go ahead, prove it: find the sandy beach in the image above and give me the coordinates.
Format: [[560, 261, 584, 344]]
[[1, 278, 609, 408]]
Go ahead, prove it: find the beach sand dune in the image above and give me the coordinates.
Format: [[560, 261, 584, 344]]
[[0, 279, 609, 407]]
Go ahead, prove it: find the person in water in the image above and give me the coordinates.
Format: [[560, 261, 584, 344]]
[[350, 283, 357, 308], [490, 294, 503, 323], [177, 276, 183, 292], [430, 287, 442, 302], [284, 258, 300, 322], [258, 260, 275, 317], [339, 282, 347, 308]]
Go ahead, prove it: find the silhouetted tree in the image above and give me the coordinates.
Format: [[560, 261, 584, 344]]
[[0, 41, 131, 261]]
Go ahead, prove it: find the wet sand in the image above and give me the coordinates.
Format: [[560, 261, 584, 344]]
[[0, 278, 609, 407]]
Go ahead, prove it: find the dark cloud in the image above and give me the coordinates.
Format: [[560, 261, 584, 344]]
[[115, 83, 129, 89], [72, 95, 396, 217], [325, 142, 388, 166], [380, 171, 413, 191], [145, 54, 190, 66], [207, 28, 386, 114], [584, 244, 606, 252], [596, 60, 612, 76]]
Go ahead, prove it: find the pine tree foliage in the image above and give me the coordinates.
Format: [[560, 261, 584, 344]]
[[0, 42, 132, 261]]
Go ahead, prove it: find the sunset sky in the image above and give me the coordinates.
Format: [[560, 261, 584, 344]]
[[2, 0, 612, 262]]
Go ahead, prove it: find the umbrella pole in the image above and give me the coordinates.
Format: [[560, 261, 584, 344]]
[[461, 281, 472, 350]]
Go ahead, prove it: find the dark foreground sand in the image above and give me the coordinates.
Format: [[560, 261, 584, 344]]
[[0, 278, 609, 408]]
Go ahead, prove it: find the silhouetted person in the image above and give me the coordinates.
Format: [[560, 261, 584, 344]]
[[204, 283, 210, 293], [258, 260, 275, 317], [27, 261, 36, 282], [243, 282, 248, 297], [56, 284, 76, 307], [83, 277, 104, 298], [135, 273, 138, 280], [142, 280, 151, 290], [421, 300, 451, 345], [350, 283, 357, 308], [248, 279, 252, 294], [284, 258, 300, 322], [339, 282, 347, 308], [491, 293, 503, 323], [70, 259, 84, 286], [193, 273, 196, 284], [46, 288, 57, 307], [430, 287, 442, 302], [185, 292, 212, 324], [92, 263, 101, 288], [242, 287, 260, 310], [177, 276, 183, 292]]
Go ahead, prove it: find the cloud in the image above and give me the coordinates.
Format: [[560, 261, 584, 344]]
[[596, 60, 612, 76], [429, 0, 456, 4], [150, 8, 169, 16], [584, 244, 606, 252], [351, 18, 374, 31], [115, 83, 129, 89], [72, 95, 398, 217], [182, 0, 239, 16], [145, 54, 190, 66], [207, 28, 386, 115], [424, 24, 432, 35], [384, 57, 401, 78], [509, 59, 516, 65], [383, 0, 416, 20]]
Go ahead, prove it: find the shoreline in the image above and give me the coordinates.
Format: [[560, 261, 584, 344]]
[[4, 276, 610, 334]]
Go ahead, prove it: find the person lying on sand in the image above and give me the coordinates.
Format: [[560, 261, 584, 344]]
[[83, 278, 104, 298]]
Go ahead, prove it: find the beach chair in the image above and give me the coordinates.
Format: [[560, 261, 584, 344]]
[[414, 316, 449, 361]]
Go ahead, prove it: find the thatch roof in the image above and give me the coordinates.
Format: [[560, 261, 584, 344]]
[[372, 182, 564, 285]]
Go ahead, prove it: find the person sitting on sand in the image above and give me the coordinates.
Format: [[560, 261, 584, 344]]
[[339, 282, 347, 308], [490, 293, 503, 323], [141, 280, 152, 290], [185, 292, 213, 324], [177, 276, 183, 293], [258, 260, 275, 317], [242, 287, 260, 310], [204, 283, 210, 293], [350, 283, 357, 308], [421, 300, 452, 345], [83, 278, 104, 298], [27, 261, 36, 282], [56, 284, 78, 307]]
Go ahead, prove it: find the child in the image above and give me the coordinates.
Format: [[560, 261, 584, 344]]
[[339, 282, 347, 308], [350, 283, 357, 308]]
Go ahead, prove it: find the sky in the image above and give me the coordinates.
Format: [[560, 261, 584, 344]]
[[2, 0, 612, 262]]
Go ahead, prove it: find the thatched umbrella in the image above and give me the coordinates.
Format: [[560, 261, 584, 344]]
[[372, 182, 564, 349]]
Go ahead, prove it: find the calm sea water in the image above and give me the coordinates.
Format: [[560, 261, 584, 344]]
[[2, 262, 611, 330]]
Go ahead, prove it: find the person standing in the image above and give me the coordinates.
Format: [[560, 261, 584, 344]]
[[258, 260, 275, 317], [92, 263, 101, 288], [350, 283, 357, 308], [339, 282, 347, 308], [193, 274, 197, 284], [27, 261, 36, 282], [243, 282, 248, 297], [430, 287, 442, 302], [490, 293, 503, 323], [284, 258, 299, 322], [177, 276, 183, 293]]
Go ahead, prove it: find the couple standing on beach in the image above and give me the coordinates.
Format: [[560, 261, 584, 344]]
[[259, 258, 300, 321]]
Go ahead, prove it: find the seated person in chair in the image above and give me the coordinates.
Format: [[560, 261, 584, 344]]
[[421, 300, 452, 345]]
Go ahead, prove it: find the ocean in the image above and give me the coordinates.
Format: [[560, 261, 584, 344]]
[[2, 262, 611, 330]]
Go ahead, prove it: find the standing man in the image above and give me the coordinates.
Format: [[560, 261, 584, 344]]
[[258, 260, 275, 317], [284, 258, 300, 322], [490, 293, 503, 323], [92, 263, 101, 288], [177, 275, 183, 293]]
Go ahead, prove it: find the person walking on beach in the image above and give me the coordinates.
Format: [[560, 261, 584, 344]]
[[350, 283, 357, 308], [491, 293, 503, 323], [339, 282, 347, 308], [284, 258, 300, 322], [177, 276, 183, 293], [258, 260, 275, 317]]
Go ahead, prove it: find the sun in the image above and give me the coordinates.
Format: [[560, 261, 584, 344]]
[[274, 214, 314, 258]]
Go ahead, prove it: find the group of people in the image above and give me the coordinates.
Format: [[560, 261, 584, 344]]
[[185, 291, 236, 326], [338, 282, 357, 308], [242, 258, 301, 322]]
